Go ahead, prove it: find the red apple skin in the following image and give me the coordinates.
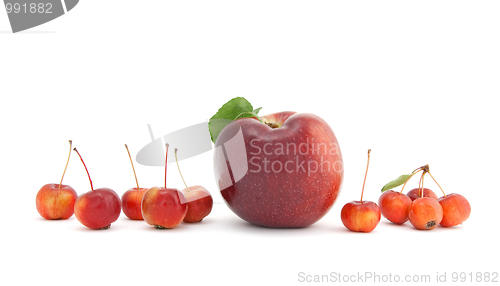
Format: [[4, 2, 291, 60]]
[[214, 112, 344, 228], [408, 197, 443, 230], [438, 193, 471, 227], [407, 188, 438, 201], [74, 188, 121, 229], [121, 188, 149, 220], [378, 190, 412, 224], [36, 184, 78, 220], [141, 187, 187, 229], [182, 185, 213, 223], [340, 201, 381, 233]]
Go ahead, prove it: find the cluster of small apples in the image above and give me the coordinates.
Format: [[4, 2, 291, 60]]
[[379, 164, 471, 230], [36, 141, 213, 230], [340, 151, 471, 233]]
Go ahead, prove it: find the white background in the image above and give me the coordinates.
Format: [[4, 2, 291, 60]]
[[1, 1, 499, 285]]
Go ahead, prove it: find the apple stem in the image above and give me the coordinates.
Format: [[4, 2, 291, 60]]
[[234, 111, 263, 123], [399, 168, 423, 194], [164, 143, 169, 188], [174, 148, 190, 192], [427, 171, 447, 197], [418, 171, 426, 198], [73, 148, 94, 191], [125, 144, 140, 189], [59, 140, 72, 189], [360, 149, 371, 203]]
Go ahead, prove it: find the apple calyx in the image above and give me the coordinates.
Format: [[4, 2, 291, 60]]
[[125, 144, 140, 189], [59, 140, 73, 189], [100, 225, 111, 230], [73, 148, 94, 191]]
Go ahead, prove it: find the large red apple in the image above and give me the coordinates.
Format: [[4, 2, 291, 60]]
[[213, 111, 343, 228]]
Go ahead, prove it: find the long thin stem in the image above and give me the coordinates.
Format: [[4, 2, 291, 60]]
[[73, 148, 94, 191], [360, 149, 371, 203], [399, 169, 423, 194], [164, 143, 169, 188], [125, 144, 140, 189], [175, 148, 190, 192], [427, 171, 447, 197], [418, 171, 426, 198], [59, 140, 72, 189]]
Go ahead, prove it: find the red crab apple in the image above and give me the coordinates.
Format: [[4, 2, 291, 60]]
[[121, 144, 148, 220], [73, 148, 121, 230], [408, 196, 443, 230], [378, 190, 412, 224], [141, 144, 187, 229], [174, 148, 213, 223], [408, 172, 443, 230], [438, 193, 471, 227], [214, 111, 343, 228], [36, 140, 78, 220], [425, 169, 471, 227], [407, 188, 438, 201], [341, 149, 380, 232]]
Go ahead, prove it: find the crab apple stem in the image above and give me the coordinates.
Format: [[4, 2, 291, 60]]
[[411, 165, 424, 174], [399, 169, 423, 194], [73, 148, 94, 191], [125, 144, 140, 189], [164, 143, 169, 188], [174, 148, 190, 192], [59, 140, 72, 189], [427, 171, 447, 197], [418, 171, 427, 198], [360, 149, 371, 203]]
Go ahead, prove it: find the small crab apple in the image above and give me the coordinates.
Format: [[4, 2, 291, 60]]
[[438, 193, 471, 227], [36, 140, 78, 220], [424, 171, 471, 227], [378, 190, 412, 224], [121, 144, 148, 220], [407, 172, 442, 230], [73, 148, 121, 230], [408, 197, 443, 230], [174, 148, 213, 223], [141, 144, 187, 229], [407, 188, 438, 201], [341, 150, 381, 233], [379, 165, 432, 225]]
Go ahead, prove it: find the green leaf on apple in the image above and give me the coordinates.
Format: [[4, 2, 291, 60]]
[[381, 174, 412, 192], [209, 97, 262, 143]]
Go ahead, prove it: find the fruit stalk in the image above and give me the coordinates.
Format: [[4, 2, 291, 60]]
[[73, 148, 94, 191], [125, 144, 140, 189], [399, 167, 424, 194], [418, 171, 426, 198], [175, 148, 190, 192], [427, 171, 447, 197], [164, 143, 169, 188], [59, 140, 73, 189], [360, 149, 371, 203]]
